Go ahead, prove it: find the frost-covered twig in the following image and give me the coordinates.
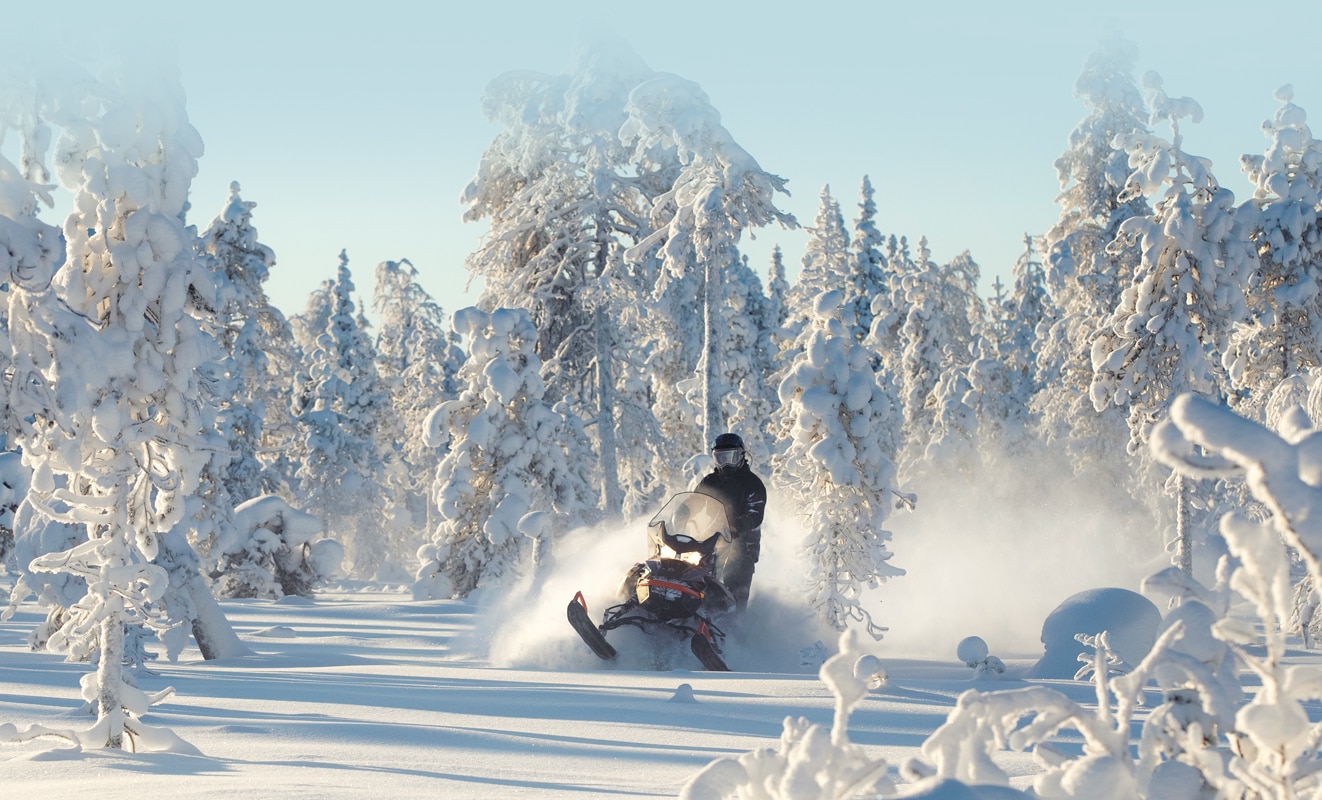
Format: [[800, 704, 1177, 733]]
[[680, 630, 894, 799]]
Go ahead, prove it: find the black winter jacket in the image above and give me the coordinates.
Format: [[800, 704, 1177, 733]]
[[696, 465, 767, 552]]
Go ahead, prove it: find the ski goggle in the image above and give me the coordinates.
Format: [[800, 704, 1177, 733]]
[[713, 448, 744, 467]]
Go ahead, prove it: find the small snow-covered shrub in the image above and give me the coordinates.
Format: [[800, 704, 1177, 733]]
[[680, 630, 896, 799], [211, 495, 342, 599], [957, 636, 1006, 680]]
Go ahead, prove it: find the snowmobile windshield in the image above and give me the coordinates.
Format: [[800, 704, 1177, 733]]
[[648, 492, 732, 546]]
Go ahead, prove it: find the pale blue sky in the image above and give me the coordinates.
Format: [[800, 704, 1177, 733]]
[[10, 1, 1317, 319]]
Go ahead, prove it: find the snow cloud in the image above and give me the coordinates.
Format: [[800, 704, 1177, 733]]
[[479, 514, 837, 674], [875, 455, 1166, 663]]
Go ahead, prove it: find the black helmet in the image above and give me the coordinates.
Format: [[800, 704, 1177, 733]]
[[711, 432, 746, 470], [712, 432, 744, 450]]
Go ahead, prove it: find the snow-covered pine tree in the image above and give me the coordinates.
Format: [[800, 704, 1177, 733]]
[[1225, 86, 1322, 417], [622, 72, 797, 451], [200, 181, 300, 503], [913, 393, 1322, 797], [211, 495, 343, 599], [290, 252, 386, 578], [1091, 73, 1254, 574], [772, 289, 905, 639], [416, 307, 597, 598], [462, 44, 664, 517], [715, 250, 780, 466], [374, 259, 463, 537], [1034, 37, 1150, 494], [3, 61, 230, 749]]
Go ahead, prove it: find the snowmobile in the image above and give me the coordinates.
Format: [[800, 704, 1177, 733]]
[[567, 492, 737, 671]]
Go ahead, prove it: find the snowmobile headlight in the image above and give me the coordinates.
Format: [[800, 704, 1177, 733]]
[[659, 544, 703, 565]]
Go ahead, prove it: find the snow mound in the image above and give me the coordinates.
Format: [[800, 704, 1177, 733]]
[[251, 626, 297, 638], [669, 683, 697, 703], [1025, 587, 1160, 679]]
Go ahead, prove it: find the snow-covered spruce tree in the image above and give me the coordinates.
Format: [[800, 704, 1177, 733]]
[[968, 234, 1048, 462], [772, 290, 905, 639], [289, 276, 332, 357], [374, 258, 462, 537], [0, 454, 26, 571], [622, 71, 796, 450], [463, 44, 667, 517], [1035, 36, 1149, 476], [865, 234, 914, 382], [786, 185, 852, 332], [849, 175, 890, 344], [416, 307, 597, 599], [1225, 86, 1322, 418], [289, 252, 384, 579], [1090, 73, 1253, 575], [894, 240, 983, 468], [764, 244, 791, 343], [920, 360, 982, 479], [200, 181, 300, 503], [0, 61, 233, 750]]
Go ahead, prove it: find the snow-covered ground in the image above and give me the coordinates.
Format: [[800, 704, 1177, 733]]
[[0, 493, 1191, 798], [6, 469, 1322, 799], [0, 581, 1052, 798]]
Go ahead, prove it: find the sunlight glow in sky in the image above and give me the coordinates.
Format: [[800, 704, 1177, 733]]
[[7, 0, 1313, 319]]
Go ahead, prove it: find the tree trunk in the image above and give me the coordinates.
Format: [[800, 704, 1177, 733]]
[[186, 570, 253, 659], [702, 251, 722, 447], [98, 613, 124, 748], [1176, 472, 1192, 576], [160, 529, 251, 659], [594, 306, 623, 516]]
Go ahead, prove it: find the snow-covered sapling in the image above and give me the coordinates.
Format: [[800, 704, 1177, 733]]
[[680, 629, 894, 800], [211, 495, 343, 599], [957, 636, 1006, 679]]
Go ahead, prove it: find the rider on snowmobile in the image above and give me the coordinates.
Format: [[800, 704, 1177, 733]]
[[695, 432, 766, 610]]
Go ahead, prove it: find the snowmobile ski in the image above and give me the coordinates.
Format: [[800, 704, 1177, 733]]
[[690, 626, 729, 671], [568, 592, 617, 661]]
